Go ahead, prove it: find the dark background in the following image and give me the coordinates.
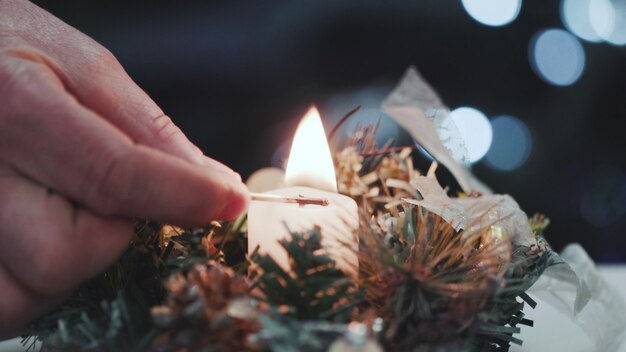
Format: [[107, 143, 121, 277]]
[[32, 0, 626, 262]]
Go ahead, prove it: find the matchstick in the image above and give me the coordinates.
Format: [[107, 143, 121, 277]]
[[250, 192, 330, 206]]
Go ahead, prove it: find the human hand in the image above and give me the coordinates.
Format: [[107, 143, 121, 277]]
[[0, 0, 249, 337]]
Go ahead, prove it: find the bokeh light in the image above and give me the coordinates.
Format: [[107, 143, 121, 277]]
[[339, 108, 400, 147], [322, 87, 401, 147], [529, 29, 586, 86], [484, 115, 532, 171], [449, 107, 492, 163], [461, 0, 522, 27], [416, 144, 435, 162], [602, 0, 626, 45], [589, 0, 616, 39], [561, 0, 626, 46], [561, 0, 602, 42]]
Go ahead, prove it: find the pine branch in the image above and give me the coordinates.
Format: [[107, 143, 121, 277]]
[[249, 229, 362, 323], [24, 220, 235, 351]]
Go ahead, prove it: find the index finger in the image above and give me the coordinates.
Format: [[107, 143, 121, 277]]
[[0, 57, 248, 225]]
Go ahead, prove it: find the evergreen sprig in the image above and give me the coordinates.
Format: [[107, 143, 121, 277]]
[[24, 221, 227, 351], [249, 229, 362, 323], [471, 246, 548, 351]]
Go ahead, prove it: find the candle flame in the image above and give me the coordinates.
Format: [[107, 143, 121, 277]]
[[284, 106, 337, 193]]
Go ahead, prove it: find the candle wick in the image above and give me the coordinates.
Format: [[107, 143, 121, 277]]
[[250, 192, 330, 206]]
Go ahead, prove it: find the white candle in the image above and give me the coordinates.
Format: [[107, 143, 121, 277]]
[[248, 107, 359, 275]]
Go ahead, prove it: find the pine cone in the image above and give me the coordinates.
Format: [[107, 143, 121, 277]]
[[151, 261, 260, 352]]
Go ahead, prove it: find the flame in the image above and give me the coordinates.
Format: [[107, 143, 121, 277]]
[[284, 106, 337, 193]]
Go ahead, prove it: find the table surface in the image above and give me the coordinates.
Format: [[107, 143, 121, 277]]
[[2, 265, 626, 352]]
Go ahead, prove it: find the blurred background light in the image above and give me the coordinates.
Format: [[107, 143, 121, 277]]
[[335, 108, 400, 147], [589, 0, 616, 39], [461, 0, 522, 27], [561, 0, 602, 42], [417, 145, 435, 162], [602, 0, 626, 45], [485, 115, 532, 171], [449, 107, 492, 163], [321, 87, 401, 148], [529, 29, 586, 86], [561, 0, 626, 46]]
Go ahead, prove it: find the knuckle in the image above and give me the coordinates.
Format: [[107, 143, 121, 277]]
[[93, 44, 117, 64], [79, 38, 118, 68], [151, 113, 183, 143], [91, 45, 123, 74], [71, 40, 124, 84]]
